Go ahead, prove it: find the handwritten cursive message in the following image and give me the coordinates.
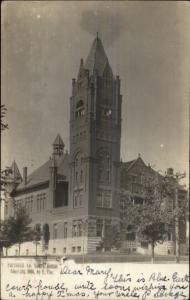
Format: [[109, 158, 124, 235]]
[[1, 258, 189, 300]]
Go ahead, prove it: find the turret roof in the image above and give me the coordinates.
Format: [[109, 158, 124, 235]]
[[11, 160, 22, 180], [53, 134, 64, 146]]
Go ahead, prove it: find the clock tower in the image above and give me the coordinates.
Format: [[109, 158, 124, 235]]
[[69, 35, 122, 251]]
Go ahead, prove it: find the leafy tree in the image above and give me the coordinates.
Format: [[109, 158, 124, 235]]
[[42, 224, 50, 250], [33, 224, 42, 256], [121, 173, 186, 263], [99, 224, 121, 251], [1, 104, 8, 131], [1, 207, 35, 255], [0, 220, 12, 256]]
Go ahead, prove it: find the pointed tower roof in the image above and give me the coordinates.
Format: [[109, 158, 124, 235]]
[[53, 134, 65, 146], [84, 34, 113, 77], [11, 160, 22, 181]]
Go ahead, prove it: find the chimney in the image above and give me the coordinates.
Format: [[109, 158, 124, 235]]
[[23, 167, 27, 185]]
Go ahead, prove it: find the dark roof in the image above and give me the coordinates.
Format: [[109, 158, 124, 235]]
[[121, 156, 147, 172], [85, 36, 113, 77], [11, 160, 22, 181], [121, 159, 136, 171], [15, 153, 69, 192], [53, 134, 65, 146]]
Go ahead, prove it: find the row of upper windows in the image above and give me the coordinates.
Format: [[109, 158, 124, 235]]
[[52, 220, 84, 239], [14, 246, 82, 256], [53, 222, 68, 239], [53, 219, 111, 238], [97, 190, 112, 208], [52, 246, 82, 254], [34, 218, 111, 241], [15, 193, 46, 212]]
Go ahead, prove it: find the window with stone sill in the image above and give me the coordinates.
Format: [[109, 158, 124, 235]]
[[63, 222, 68, 239], [97, 190, 111, 208], [53, 224, 58, 240], [96, 219, 103, 237], [97, 150, 111, 185], [78, 223, 82, 237], [72, 224, 77, 237], [75, 100, 85, 119]]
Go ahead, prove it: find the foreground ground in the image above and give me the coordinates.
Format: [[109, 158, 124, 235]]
[[2, 253, 189, 264]]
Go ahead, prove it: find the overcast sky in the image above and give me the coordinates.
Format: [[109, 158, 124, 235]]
[[2, 1, 189, 184]]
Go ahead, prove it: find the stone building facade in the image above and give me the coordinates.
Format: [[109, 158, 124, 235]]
[[5, 36, 122, 256], [4, 36, 187, 256]]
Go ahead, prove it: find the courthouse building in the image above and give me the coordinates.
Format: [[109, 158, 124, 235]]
[[4, 36, 187, 256]]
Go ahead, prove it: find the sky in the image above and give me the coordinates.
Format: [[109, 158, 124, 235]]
[[1, 1, 189, 185]]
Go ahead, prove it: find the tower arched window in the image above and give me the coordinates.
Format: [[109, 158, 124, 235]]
[[97, 150, 111, 185], [75, 100, 85, 119], [73, 151, 84, 208]]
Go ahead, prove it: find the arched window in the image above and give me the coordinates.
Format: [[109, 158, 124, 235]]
[[97, 150, 111, 185], [75, 100, 85, 119], [34, 224, 41, 242], [76, 100, 84, 109], [73, 152, 84, 208]]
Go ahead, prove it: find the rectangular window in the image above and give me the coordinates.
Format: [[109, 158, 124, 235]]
[[75, 171, 78, 182], [53, 224, 58, 240], [96, 219, 103, 237], [72, 224, 77, 237], [79, 194, 82, 207], [30, 199, 33, 212], [53, 248, 56, 254], [80, 170, 83, 183], [97, 191, 103, 207], [63, 222, 68, 239], [37, 195, 39, 211], [77, 246, 81, 253], [97, 190, 111, 208], [104, 191, 111, 208], [106, 170, 111, 183], [74, 194, 78, 208], [105, 219, 111, 235], [72, 247, 75, 253], [78, 223, 82, 237], [98, 169, 103, 182]]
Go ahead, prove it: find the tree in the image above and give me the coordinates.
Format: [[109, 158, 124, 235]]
[[33, 224, 42, 256], [99, 224, 121, 252], [1, 207, 35, 256], [163, 172, 186, 263], [1, 104, 8, 131], [42, 224, 50, 253], [121, 172, 186, 263]]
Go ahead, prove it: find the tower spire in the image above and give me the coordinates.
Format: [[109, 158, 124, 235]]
[[84, 35, 113, 77]]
